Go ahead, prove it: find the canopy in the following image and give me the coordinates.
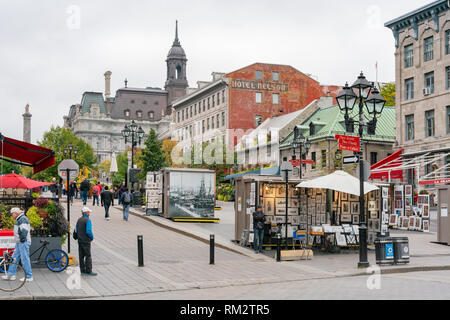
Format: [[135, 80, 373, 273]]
[[0, 134, 55, 174], [369, 148, 404, 182], [0, 173, 54, 189], [296, 170, 379, 196]]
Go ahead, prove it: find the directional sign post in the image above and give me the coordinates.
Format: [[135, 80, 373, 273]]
[[343, 155, 359, 165]]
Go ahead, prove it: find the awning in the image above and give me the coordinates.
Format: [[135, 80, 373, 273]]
[[296, 170, 379, 196], [0, 173, 54, 189], [224, 166, 281, 180], [369, 148, 404, 182], [0, 134, 55, 174]]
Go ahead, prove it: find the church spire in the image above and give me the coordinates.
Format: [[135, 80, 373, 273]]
[[173, 20, 180, 46]]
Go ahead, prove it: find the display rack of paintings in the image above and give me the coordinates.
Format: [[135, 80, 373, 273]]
[[394, 185, 404, 217]]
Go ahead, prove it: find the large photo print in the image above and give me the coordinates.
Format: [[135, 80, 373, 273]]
[[169, 171, 215, 218]]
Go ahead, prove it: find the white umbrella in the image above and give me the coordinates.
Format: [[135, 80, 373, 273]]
[[110, 153, 118, 173], [296, 170, 379, 196]]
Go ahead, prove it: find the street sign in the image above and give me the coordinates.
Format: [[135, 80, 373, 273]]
[[58, 159, 79, 180], [280, 161, 294, 180], [343, 155, 359, 165], [335, 135, 360, 152], [289, 159, 316, 167], [419, 179, 450, 186]]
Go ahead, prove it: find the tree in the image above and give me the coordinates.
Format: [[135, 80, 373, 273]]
[[34, 126, 97, 181], [138, 129, 166, 179], [162, 139, 178, 167], [380, 82, 395, 107], [0, 160, 21, 175], [112, 150, 129, 187]]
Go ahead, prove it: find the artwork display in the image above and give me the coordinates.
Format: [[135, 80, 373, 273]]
[[341, 215, 352, 223], [351, 202, 359, 215], [168, 171, 215, 218], [368, 201, 377, 211], [423, 205, 430, 218], [383, 198, 388, 212], [341, 193, 348, 201], [264, 186, 275, 197], [342, 202, 350, 215], [389, 214, 398, 226], [382, 187, 389, 199], [264, 198, 275, 215], [352, 214, 360, 224], [370, 211, 378, 219], [276, 185, 286, 197], [335, 232, 347, 246], [423, 220, 430, 232], [146, 171, 163, 215]]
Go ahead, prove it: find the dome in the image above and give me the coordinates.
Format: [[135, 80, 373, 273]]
[[167, 44, 186, 58]]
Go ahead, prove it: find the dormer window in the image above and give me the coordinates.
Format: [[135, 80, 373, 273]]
[[137, 110, 143, 118], [309, 122, 315, 136], [149, 111, 154, 119], [130, 100, 135, 104], [124, 109, 130, 117]]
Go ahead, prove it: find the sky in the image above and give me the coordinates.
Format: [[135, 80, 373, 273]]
[[0, 0, 433, 144]]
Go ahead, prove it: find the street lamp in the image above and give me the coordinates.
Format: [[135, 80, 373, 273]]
[[336, 71, 386, 268], [292, 126, 311, 181], [121, 120, 146, 191]]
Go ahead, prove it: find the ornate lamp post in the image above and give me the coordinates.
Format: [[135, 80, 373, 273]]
[[336, 72, 386, 268], [292, 126, 311, 181], [121, 120, 145, 192]]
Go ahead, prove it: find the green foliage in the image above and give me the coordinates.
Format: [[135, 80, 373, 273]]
[[26, 207, 43, 229], [0, 160, 21, 175], [34, 126, 97, 181], [138, 129, 167, 179], [216, 183, 235, 202], [0, 205, 15, 230], [46, 202, 69, 238], [112, 151, 128, 187], [380, 82, 396, 107]]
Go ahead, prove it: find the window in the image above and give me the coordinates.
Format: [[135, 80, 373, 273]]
[[202, 120, 205, 134], [321, 150, 327, 168], [255, 115, 263, 127], [194, 103, 197, 116], [217, 93, 220, 105], [143, 101, 147, 105], [212, 95, 215, 107], [405, 78, 414, 100], [405, 114, 414, 141], [273, 93, 279, 105], [177, 111, 180, 123], [446, 30, 450, 55], [425, 72, 435, 94], [208, 98, 210, 110], [446, 66, 450, 90], [222, 90, 225, 103], [149, 111, 154, 120], [255, 70, 262, 80], [124, 110, 130, 117], [136, 110, 142, 118], [272, 72, 279, 81], [447, 106, 450, 134], [211, 116, 214, 129], [203, 100, 206, 112], [222, 112, 225, 126], [424, 36, 434, 62], [182, 109, 185, 121], [207, 118, 210, 130], [311, 152, 316, 169], [425, 110, 435, 138], [256, 92, 262, 104], [370, 152, 378, 166], [404, 44, 413, 68], [309, 122, 315, 136], [216, 115, 220, 128]]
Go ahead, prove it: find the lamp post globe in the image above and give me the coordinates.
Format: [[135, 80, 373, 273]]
[[351, 71, 373, 99], [337, 82, 357, 112], [365, 87, 386, 116]]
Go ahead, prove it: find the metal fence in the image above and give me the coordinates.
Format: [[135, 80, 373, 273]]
[[0, 197, 59, 212]]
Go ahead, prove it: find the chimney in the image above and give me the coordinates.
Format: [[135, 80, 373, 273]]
[[23, 104, 32, 143], [104, 71, 112, 98]]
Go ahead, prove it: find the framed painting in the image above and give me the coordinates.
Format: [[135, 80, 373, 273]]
[[341, 193, 348, 201], [341, 215, 352, 223], [370, 210, 378, 219], [342, 201, 350, 215], [382, 187, 389, 199], [349, 194, 358, 201], [276, 185, 286, 197], [423, 219, 430, 233], [389, 214, 398, 226], [423, 205, 430, 218], [264, 198, 275, 215], [276, 198, 288, 207], [368, 201, 377, 211], [352, 214, 360, 224], [383, 198, 388, 212], [263, 185, 275, 197], [351, 202, 360, 215]]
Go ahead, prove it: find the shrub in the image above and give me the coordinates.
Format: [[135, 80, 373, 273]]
[[0, 205, 15, 230], [26, 207, 43, 229], [33, 198, 49, 210]]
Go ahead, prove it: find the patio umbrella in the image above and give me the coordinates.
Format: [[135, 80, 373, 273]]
[[296, 170, 379, 196], [0, 173, 54, 190]]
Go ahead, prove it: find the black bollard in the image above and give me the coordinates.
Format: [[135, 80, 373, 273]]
[[276, 233, 281, 262], [137, 235, 144, 267], [210, 234, 215, 265]]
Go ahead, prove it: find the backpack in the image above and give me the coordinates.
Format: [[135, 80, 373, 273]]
[[123, 192, 131, 204], [93, 189, 99, 196]]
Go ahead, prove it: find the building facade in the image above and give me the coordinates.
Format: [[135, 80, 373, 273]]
[[385, 0, 450, 187], [64, 22, 188, 163]]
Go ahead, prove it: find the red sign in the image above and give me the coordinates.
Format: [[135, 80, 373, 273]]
[[289, 159, 316, 167], [335, 135, 360, 152], [419, 179, 450, 186]]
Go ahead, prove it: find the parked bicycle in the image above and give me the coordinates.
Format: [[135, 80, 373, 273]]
[[0, 239, 69, 292]]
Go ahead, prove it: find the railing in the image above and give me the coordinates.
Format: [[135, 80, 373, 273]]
[[0, 197, 59, 212]]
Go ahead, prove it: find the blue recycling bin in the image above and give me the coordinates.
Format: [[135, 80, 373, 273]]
[[375, 237, 395, 265]]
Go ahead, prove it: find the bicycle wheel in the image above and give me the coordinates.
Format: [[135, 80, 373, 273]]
[[46, 249, 69, 272], [0, 262, 26, 292]]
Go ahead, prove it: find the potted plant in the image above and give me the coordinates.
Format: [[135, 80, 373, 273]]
[[33, 197, 49, 219]]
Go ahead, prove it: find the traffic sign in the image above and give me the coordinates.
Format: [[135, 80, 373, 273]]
[[335, 135, 360, 152], [280, 161, 294, 180], [343, 155, 359, 164], [58, 159, 79, 180]]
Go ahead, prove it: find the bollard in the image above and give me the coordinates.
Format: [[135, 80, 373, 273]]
[[276, 233, 281, 262], [210, 234, 215, 265], [137, 235, 144, 267]]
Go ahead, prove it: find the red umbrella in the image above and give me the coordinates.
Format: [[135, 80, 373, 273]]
[[0, 173, 53, 190]]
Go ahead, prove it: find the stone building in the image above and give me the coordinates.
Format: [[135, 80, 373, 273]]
[[385, 0, 450, 188], [64, 22, 188, 163]]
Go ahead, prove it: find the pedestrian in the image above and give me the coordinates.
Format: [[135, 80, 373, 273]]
[[49, 178, 57, 198], [100, 186, 114, 221], [120, 188, 133, 221], [92, 182, 102, 206], [253, 205, 266, 254], [69, 181, 78, 204], [2, 208, 33, 282], [79, 178, 90, 206], [118, 182, 127, 205], [73, 207, 97, 276]]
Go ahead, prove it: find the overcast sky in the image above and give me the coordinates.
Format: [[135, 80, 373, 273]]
[[0, 0, 432, 144]]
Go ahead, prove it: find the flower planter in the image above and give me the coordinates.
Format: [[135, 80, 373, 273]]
[[29, 236, 62, 268], [37, 211, 48, 219]]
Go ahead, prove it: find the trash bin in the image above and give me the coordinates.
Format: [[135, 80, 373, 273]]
[[375, 237, 395, 265], [392, 237, 410, 264]]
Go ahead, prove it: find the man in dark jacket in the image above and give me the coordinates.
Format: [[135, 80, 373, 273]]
[[253, 206, 266, 254], [100, 186, 114, 221], [74, 207, 97, 276], [79, 179, 90, 206], [118, 182, 127, 205]]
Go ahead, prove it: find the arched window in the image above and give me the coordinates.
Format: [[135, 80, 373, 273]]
[[149, 111, 154, 120], [137, 110, 143, 118], [124, 109, 130, 117], [176, 65, 182, 79]]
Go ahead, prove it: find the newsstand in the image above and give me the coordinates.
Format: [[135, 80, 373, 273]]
[[392, 237, 410, 264], [375, 237, 395, 265]]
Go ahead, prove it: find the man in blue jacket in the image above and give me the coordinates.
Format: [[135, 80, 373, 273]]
[[2, 207, 33, 282], [74, 207, 97, 276]]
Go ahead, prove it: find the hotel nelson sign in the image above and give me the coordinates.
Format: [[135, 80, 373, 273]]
[[231, 79, 289, 92]]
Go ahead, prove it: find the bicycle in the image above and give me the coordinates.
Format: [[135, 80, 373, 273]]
[[0, 251, 26, 292], [29, 239, 69, 273]]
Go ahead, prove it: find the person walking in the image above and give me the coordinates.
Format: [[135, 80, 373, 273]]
[[69, 181, 78, 204], [79, 178, 90, 206], [49, 178, 57, 198], [100, 186, 114, 221], [92, 183, 102, 206], [2, 208, 33, 282], [120, 188, 133, 221], [118, 182, 127, 205], [73, 207, 97, 276], [253, 206, 266, 254]]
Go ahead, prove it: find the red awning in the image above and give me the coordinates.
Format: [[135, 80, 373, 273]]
[[369, 148, 404, 182], [0, 134, 55, 174], [0, 173, 54, 189]]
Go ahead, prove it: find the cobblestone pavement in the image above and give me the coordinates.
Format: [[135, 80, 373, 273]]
[[1, 199, 450, 300]]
